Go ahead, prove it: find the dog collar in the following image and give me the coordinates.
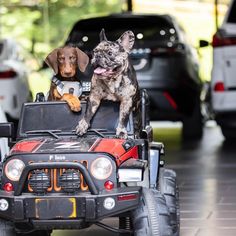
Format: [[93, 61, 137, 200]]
[[52, 76, 83, 97]]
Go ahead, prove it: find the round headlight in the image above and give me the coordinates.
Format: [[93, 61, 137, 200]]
[[5, 159, 25, 181], [90, 157, 113, 180]]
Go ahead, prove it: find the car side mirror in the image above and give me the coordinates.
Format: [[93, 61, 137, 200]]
[[0, 123, 15, 138], [199, 39, 209, 48]]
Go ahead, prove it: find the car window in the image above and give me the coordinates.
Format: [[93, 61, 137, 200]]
[[67, 16, 178, 50], [227, 0, 236, 23]]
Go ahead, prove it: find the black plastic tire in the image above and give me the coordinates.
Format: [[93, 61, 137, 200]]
[[131, 188, 173, 236], [0, 219, 15, 236], [17, 231, 51, 236], [182, 98, 203, 140], [158, 168, 180, 236]]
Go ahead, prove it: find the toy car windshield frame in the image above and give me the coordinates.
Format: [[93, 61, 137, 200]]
[[17, 101, 134, 138]]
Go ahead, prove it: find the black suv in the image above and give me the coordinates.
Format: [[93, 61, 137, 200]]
[[65, 13, 203, 139]]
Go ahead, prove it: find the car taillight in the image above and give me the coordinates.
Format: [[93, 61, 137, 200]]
[[163, 92, 178, 110], [212, 33, 236, 47], [214, 82, 225, 92], [0, 70, 17, 79]]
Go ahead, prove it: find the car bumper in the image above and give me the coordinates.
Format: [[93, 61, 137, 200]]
[[0, 187, 141, 230], [212, 91, 236, 112]]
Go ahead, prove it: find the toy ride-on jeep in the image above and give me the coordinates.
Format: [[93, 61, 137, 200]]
[[0, 89, 179, 236]]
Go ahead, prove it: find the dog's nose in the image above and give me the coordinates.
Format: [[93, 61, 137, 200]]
[[63, 66, 74, 77], [64, 71, 72, 76]]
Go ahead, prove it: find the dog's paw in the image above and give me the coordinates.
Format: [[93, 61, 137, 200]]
[[116, 127, 128, 139], [76, 119, 89, 136], [68, 98, 81, 112], [62, 94, 81, 112]]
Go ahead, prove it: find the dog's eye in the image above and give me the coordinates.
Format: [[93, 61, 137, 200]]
[[108, 51, 113, 56], [70, 56, 76, 61], [58, 57, 65, 62]]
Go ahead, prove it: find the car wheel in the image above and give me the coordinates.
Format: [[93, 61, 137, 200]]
[[158, 168, 180, 236], [0, 219, 15, 236], [221, 127, 236, 140], [131, 188, 173, 236], [182, 98, 203, 140]]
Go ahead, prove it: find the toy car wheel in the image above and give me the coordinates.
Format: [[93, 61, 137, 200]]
[[0, 219, 15, 236], [158, 168, 180, 236], [131, 188, 173, 236], [17, 230, 51, 236]]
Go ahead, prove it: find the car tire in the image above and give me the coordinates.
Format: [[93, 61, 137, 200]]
[[131, 188, 173, 236], [221, 126, 236, 140], [158, 168, 180, 236], [0, 219, 15, 236], [182, 98, 203, 140]]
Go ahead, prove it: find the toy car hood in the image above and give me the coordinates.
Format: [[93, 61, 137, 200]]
[[10, 137, 139, 165]]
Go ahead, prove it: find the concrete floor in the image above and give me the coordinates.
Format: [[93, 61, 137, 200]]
[[166, 123, 236, 236], [53, 122, 236, 236]]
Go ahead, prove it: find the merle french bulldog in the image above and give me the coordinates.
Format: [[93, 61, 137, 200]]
[[76, 29, 140, 139]]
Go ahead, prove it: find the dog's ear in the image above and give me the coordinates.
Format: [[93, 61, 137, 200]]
[[45, 48, 59, 74], [75, 48, 89, 72], [99, 28, 108, 42], [117, 31, 135, 53]]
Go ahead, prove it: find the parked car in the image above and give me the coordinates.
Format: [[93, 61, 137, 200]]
[[65, 13, 203, 139], [0, 38, 32, 123], [209, 0, 236, 139]]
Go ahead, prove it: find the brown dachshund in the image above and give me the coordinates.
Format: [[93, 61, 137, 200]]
[[45, 46, 89, 112]]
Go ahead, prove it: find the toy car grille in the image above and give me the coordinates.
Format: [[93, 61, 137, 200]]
[[27, 161, 88, 194], [28, 170, 50, 193], [59, 169, 81, 193]]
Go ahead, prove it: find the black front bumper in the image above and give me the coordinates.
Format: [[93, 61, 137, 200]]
[[0, 161, 141, 230], [0, 187, 141, 230]]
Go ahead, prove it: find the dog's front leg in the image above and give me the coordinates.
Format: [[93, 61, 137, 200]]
[[116, 99, 133, 139], [76, 95, 101, 136], [61, 93, 81, 112]]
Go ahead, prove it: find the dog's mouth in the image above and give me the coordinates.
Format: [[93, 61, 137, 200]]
[[94, 65, 122, 76], [94, 67, 110, 75]]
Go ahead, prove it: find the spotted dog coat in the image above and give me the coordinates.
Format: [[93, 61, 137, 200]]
[[76, 29, 141, 139]]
